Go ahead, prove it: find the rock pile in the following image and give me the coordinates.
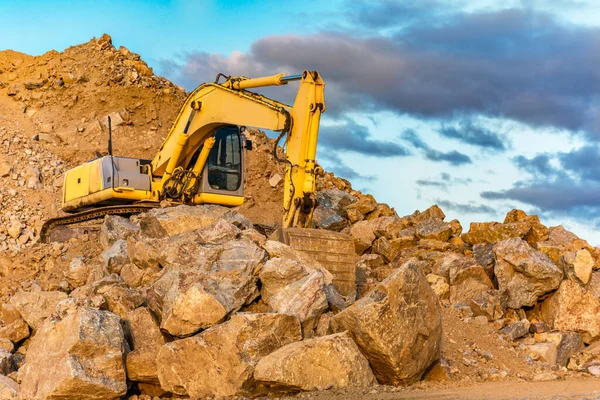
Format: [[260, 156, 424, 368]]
[[327, 203, 600, 378], [0, 204, 443, 398], [0, 33, 187, 169], [0, 121, 65, 252], [5, 198, 600, 398]]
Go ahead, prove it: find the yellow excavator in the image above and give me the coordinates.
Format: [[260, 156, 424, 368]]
[[41, 70, 356, 296]]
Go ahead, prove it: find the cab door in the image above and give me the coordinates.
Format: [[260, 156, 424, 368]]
[[201, 125, 245, 198]]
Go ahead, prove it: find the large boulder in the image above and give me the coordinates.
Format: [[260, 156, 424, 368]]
[[0, 317, 29, 343], [147, 270, 229, 337], [9, 291, 68, 333], [126, 234, 163, 270], [316, 189, 357, 216], [101, 285, 145, 318], [268, 271, 329, 337], [462, 221, 533, 245], [19, 308, 127, 400], [331, 259, 442, 385], [0, 304, 29, 343], [312, 206, 347, 231], [254, 332, 375, 392], [430, 253, 479, 280], [147, 238, 263, 337], [100, 215, 140, 250], [259, 258, 308, 303], [560, 249, 594, 285], [469, 289, 506, 321], [101, 239, 129, 274], [409, 205, 446, 224], [0, 375, 18, 400], [372, 216, 409, 240], [124, 307, 167, 384], [533, 331, 583, 366], [346, 194, 377, 216], [449, 265, 494, 305], [195, 219, 241, 244], [349, 220, 377, 254], [534, 225, 599, 267], [156, 313, 302, 398], [493, 238, 563, 309], [365, 203, 398, 220], [472, 243, 496, 281], [138, 204, 249, 238], [541, 280, 600, 342], [157, 231, 222, 270], [415, 218, 452, 242], [66, 257, 91, 288]]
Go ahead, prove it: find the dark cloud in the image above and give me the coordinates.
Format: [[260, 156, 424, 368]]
[[481, 179, 600, 213], [347, 0, 461, 30], [490, 145, 600, 225], [438, 122, 509, 151], [318, 151, 376, 181], [558, 145, 600, 182], [319, 119, 411, 157], [416, 179, 448, 190], [511, 145, 600, 182], [161, 8, 600, 139], [417, 173, 473, 191], [402, 130, 472, 166], [512, 154, 561, 178], [436, 199, 499, 215]]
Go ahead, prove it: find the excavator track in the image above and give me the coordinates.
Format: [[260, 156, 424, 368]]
[[40, 204, 159, 243]]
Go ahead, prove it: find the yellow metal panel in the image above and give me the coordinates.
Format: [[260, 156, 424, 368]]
[[284, 71, 325, 215], [152, 84, 289, 178], [89, 160, 102, 194], [62, 187, 154, 212], [192, 192, 244, 207], [232, 73, 284, 89], [63, 162, 92, 203]]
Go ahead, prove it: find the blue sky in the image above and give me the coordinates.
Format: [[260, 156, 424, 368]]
[[3, 0, 600, 243]]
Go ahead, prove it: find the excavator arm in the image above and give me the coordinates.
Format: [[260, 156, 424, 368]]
[[151, 70, 325, 228]]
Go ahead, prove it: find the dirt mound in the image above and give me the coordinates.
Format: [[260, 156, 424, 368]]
[[0, 33, 186, 167]]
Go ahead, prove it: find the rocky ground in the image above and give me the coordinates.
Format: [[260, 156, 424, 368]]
[[2, 34, 600, 399]]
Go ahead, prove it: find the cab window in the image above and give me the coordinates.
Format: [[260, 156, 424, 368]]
[[207, 127, 242, 191]]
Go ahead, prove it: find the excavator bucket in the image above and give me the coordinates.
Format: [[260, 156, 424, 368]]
[[270, 228, 358, 297]]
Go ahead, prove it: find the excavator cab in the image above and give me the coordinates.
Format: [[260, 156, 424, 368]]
[[204, 126, 243, 194]]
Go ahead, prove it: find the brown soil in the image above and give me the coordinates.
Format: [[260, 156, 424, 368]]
[[294, 378, 600, 399]]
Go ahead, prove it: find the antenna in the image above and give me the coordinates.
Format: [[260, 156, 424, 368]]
[[107, 116, 113, 156]]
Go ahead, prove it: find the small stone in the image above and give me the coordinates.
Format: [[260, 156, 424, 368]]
[[529, 322, 550, 334], [588, 365, 600, 376], [500, 319, 530, 341], [426, 274, 450, 300], [269, 173, 282, 187], [7, 222, 21, 239], [526, 342, 558, 365]]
